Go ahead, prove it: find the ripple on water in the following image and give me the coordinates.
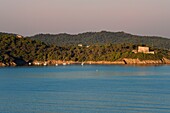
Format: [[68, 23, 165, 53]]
[[0, 65, 170, 113]]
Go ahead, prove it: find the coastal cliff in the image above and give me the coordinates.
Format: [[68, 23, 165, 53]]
[[0, 62, 16, 66], [1, 58, 170, 67], [123, 58, 163, 64], [30, 58, 169, 66], [162, 58, 170, 64], [0, 62, 5, 67]]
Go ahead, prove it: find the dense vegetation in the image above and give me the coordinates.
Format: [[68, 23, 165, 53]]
[[28, 31, 170, 50], [0, 32, 170, 65], [0, 33, 60, 64]]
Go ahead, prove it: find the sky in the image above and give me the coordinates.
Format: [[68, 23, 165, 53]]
[[0, 0, 170, 37]]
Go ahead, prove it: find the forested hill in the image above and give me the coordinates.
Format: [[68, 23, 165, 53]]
[[28, 31, 170, 50], [0, 32, 62, 65], [1, 32, 170, 66]]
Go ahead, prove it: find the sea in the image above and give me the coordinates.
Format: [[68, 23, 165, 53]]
[[0, 65, 170, 113]]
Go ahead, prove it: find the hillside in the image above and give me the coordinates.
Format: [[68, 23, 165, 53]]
[[28, 31, 170, 50], [0, 32, 63, 65], [1, 32, 170, 66]]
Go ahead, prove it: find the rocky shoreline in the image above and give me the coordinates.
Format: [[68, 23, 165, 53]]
[[1, 57, 170, 67]]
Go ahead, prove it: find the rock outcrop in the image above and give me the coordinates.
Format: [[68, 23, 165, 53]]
[[162, 57, 170, 64], [85, 61, 125, 64], [31, 60, 125, 66], [32, 60, 76, 66], [1, 62, 17, 66], [7, 62, 17, 66], [123, 58, 163, 64], [1, 58, 170, 67], [0, 62, 6, 67]]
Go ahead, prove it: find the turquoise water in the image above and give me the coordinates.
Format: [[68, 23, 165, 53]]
[[0, 65, 170, 113]]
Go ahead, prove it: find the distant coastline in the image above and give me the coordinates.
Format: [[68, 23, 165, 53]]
[[1, 32, 170, 67], [32, 58, 170, 65], [1, 57, 170, 67]]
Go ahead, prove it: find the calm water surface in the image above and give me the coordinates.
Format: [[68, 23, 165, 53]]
[[0, 65, 170, 113]]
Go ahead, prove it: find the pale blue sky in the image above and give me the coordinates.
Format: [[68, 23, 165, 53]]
[[0, 0, 170, 37]]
